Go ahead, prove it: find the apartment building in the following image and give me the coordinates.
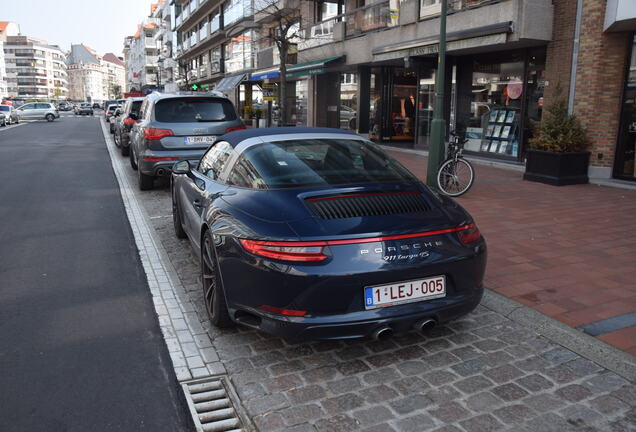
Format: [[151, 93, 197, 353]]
[[0, 22, 22, 100], [103, 53, 127, 97], [67, 44, 107, 101], [171, 0, 636, 183], [2, 33, 68, 101], [124, 19, 162, 93], [153, 0, 180, 92]]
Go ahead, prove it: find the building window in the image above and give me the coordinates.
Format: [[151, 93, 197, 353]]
[[224, 0, 251, 27], [420, 0, 441, 19], [224, 31, 254, 73]]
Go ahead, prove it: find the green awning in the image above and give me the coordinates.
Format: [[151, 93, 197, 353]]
[[285, 56, 344, 78]]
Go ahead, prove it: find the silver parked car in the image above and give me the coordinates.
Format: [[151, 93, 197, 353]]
[[16, 102, 60, 122], [129, 92, 244, 190], [0, 105, 20, 124]]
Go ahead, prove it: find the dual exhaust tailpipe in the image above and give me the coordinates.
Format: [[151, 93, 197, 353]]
[[371, 319, 436, 341]]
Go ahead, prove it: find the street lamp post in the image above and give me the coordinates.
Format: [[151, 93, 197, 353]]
[[426, 0, 448, 188]]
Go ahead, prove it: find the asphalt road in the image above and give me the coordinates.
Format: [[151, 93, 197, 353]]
[[0, 118, 192, 431]]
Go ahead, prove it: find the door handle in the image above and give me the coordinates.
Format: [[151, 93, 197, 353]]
[[192, 199, 203, 208]]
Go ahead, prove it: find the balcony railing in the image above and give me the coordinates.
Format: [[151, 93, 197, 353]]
[[298, 18, 336, 50], [146, 55, 159, 65], [198, 64, 210, 79], [345, 0, 395, 37]]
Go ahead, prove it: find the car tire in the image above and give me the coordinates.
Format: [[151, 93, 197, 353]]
[[130, 147, 138, 170], [1, 119, 5, 127], [121, 144, 129, 157], [172, 187, 187, 239], [46, 114, 55, 122], [138, 168, 154, 191], [201, 230, 234, 328]]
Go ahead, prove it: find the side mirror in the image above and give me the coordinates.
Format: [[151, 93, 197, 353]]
[[128, 112, 138, 121], [172, 160, 191, 175]]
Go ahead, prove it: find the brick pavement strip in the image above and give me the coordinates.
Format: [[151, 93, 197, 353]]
[[101, 122, 636, 431]]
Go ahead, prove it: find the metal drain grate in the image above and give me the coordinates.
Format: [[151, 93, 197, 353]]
[[182, 377, 247, 432]]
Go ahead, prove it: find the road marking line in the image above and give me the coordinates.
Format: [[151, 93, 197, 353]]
[[99, 118, 225, 384], [0, 123, 26, 132]]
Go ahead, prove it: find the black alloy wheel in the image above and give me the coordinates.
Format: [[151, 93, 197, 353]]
[[201, 231, 233, 328], [129, 146, 138, 170], [172, 187, 187, 239], [138, 167, 154, 191]]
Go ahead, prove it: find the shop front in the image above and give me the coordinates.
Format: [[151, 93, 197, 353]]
[[358, 48, 545, 162], [614, 34, 636, 181], [453, 49, 545, 161]]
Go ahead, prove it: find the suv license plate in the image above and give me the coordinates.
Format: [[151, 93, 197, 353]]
[[185, 136, 216, 144], [364, 276, 446, 310]]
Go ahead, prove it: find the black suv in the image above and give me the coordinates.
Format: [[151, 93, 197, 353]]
[[113, 97, 145, 156], [129, 91, 244, 190]]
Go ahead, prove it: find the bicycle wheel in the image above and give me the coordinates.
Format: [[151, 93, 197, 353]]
[[437, 158, 475, 197]]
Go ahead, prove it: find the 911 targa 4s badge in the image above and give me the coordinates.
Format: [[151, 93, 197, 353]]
[[171, 127, 487, 340]]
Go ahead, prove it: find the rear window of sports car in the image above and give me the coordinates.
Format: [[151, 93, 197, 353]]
[[237, 139, 417, 188], [154, 98, 237, 123]]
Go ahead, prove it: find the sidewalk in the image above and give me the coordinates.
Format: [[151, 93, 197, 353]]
[[387, 148, 636, 356]]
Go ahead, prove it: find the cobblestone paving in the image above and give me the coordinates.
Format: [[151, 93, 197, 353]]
[[112, 146, 636, 431]]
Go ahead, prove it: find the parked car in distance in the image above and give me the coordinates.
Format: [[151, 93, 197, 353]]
[[103, 100, 117, 111], [129, 91, 244, 190], [113, 97, 145, 156], [170, 127, 487, 339], [75, 102, 94, 116], [0, 105, 20, 124], [57, 102, 73, 111], [0, 112, 6, 127], [109, 108, 121, 133], [15, 102, 59, 122], [93, 103, 101, 109], [105, 104, 119, 123]]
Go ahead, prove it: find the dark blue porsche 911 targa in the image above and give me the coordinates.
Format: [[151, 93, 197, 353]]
[[170, 127, 486, 340]]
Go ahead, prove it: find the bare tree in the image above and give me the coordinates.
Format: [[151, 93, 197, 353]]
[[177, 59, 191, 91], [255, 0, 306, 125]]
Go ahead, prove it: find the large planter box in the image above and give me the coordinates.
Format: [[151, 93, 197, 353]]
[[523, 150, 590, 186]]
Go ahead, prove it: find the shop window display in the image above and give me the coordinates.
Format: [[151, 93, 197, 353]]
[[462, 59, 524, 157], [340, 73, 358, 130]]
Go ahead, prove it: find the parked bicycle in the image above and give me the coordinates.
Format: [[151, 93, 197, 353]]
[[436, 131, 475, 197]]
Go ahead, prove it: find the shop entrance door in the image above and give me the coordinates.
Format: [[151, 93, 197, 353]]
[[614, 35, 636, 181], [415, 70, 436, 149], [615, 87, 636, 180]]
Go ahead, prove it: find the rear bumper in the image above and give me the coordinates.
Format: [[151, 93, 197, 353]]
[[139, 148, 205, 177], [219, 235, 487, 340], [231, 289, 483, 340]]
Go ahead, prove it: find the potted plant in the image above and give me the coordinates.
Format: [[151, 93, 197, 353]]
[[524, 89, 590, 186]]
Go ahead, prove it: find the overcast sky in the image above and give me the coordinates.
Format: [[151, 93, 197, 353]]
[[4, 0, 155, 57]]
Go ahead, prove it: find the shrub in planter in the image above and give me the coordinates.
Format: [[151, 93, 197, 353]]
[[524, 91, 590, 186]]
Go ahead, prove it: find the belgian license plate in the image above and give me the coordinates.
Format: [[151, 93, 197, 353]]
[[364, 276, 446, 310], [184, 136, 216, 144]]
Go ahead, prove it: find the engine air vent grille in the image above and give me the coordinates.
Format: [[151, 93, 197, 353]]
[[306, 192, 431, 219]]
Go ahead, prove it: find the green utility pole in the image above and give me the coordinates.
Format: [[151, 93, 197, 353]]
[[426, 0, 448, 188]]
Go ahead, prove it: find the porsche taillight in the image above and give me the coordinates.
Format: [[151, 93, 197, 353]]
[[457, 223, 481, 244], [239, 239, 328, 262]]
